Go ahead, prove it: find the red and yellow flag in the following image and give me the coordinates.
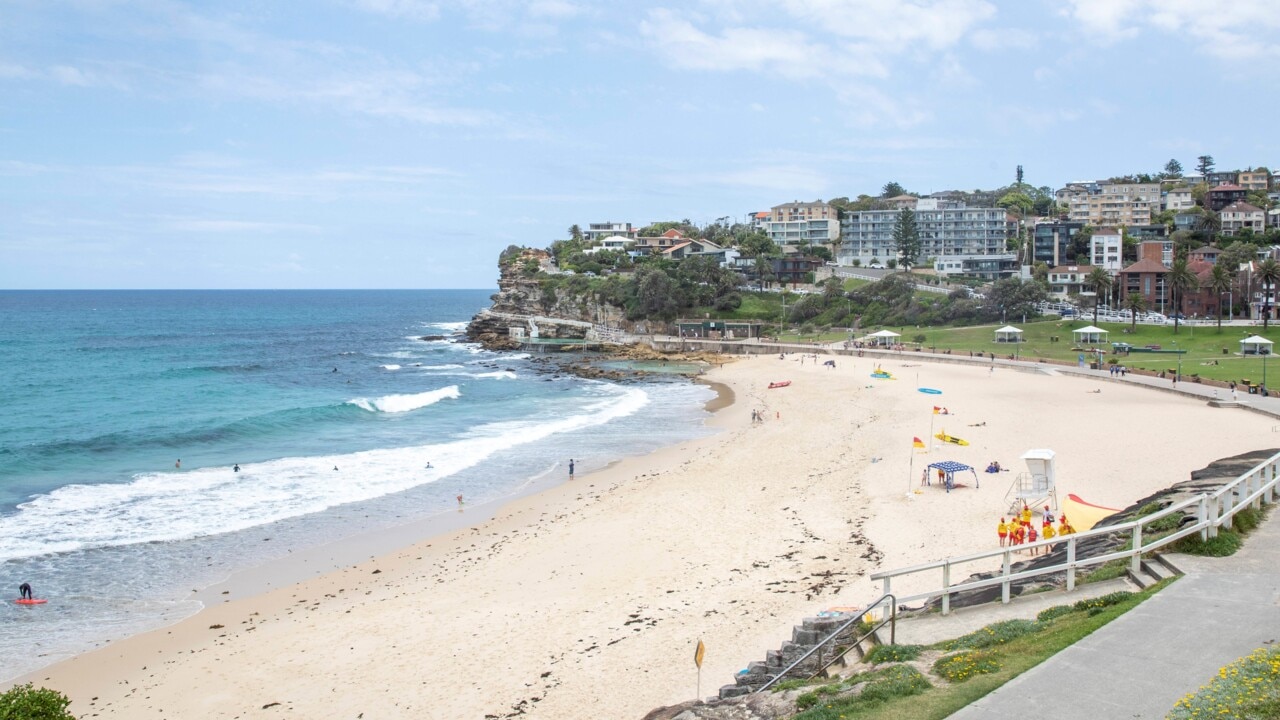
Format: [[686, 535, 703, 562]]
[[912, 436, 926, 449], [932, 406, 942, 414]]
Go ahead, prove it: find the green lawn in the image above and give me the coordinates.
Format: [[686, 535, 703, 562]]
[[910, 319, 1280, 384]]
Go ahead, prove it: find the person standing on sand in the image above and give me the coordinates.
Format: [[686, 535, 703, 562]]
[[568, 459, 575, 478], [997, 518, 1008, 547]]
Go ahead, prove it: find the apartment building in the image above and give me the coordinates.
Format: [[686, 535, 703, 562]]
[[1239, 170, 1272, 192], [1031, 220, 1084, 267], [1164, 188, 1195, 211], [762, 200, 840, 248], [1061, 182, 1161, 227], [1091, 228, 1124, 272], [1220, 202, 1266, 236], [1045, 265, 1096, 299], [1207, 184, 1248, 211], [583, 222, 638, 242], [838, 199, 1016, 278]]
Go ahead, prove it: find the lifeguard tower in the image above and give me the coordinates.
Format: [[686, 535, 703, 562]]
[[1005, 449, 1058, 515]]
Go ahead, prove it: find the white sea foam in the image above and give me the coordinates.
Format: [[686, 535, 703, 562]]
[[0, 385, 651, 561], [380, 364, 402, 371], [472, 371, 517, 379], [348, 385, 461, 413]]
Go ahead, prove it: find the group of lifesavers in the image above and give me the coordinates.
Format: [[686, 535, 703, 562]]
[[997, 503, 1076, 554]]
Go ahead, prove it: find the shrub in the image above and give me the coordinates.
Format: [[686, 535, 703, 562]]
[[863, 644, 923, 664], [0, 684, 76, 720], [1072, 591, 1135, 613], [1167, 647, 1280, 719], [1173, 528, 1242, 557], [857, 665, 932, 702], [795, 683, 841, 710], [941, 619, 1039, 650], [1036, 605, 1075, 623], [933, 650, 1000, 683]]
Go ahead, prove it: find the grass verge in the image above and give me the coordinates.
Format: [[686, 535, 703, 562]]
[[785, 580, 1170, 719]]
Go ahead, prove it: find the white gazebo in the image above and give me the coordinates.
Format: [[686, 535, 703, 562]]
[[994, 325, 1024, 343], [868, 329, 901, 347], [1241, 335, 1274, 355], [1072, 325, 1109, 345]]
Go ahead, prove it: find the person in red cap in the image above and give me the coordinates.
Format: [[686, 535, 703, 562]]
[[997, 517, 1009, 547], [1042, 505, 1056, 527]]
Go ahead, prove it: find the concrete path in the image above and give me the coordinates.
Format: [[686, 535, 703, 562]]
[[948, 512, 1280, 719]]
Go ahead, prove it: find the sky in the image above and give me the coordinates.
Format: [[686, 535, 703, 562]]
[[3, 0, 1279, 289]]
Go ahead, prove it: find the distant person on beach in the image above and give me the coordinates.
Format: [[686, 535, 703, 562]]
[[18, 583, 32, 600], [997, 518, 1008, 547], [568, 459, 575, 478], [175, 459, 181, 469], [456, 493, 463, 506]]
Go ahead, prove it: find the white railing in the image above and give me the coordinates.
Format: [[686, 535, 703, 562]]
[[871, 450, 1280, 614]]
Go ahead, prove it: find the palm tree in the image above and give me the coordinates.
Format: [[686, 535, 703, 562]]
[[1123, 292, 1147, 331], [1165, 257, 1198, 334], [1258, 258, 1280, 329], [1207, 264, 1234, 331], [1087, 267, 1113, 325]]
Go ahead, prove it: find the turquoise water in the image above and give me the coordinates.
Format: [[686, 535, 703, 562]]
[[0, 290, 714, 679]]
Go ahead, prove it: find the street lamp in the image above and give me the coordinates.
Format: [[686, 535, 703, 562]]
[[1174, 340, 1181, 381]]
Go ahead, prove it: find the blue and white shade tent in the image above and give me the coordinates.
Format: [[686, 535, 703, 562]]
[[925, 461, 979, 492]]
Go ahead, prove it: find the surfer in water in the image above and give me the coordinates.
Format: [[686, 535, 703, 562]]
[[18, 583, 32, 600], [233, 464, 240, 472]]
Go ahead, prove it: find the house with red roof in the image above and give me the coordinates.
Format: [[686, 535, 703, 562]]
[[1206, 184, 1248, 211]]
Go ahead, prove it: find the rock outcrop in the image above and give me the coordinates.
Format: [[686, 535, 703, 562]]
[[466, 247, 639, 351]]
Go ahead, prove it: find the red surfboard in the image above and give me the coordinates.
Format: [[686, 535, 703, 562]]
[[15, 598, 47, 605]]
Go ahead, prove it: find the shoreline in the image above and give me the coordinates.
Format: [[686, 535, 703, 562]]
[[19, 354, 1277, 719]]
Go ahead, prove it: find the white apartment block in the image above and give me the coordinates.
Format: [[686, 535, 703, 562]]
[[1062, 182, 1161, 227], [1220, 202, 1266, 236], [838, 199, 1017, 278], [583, 222, 638, 242], [1091, 229, 1123, 272], [1163, 188, 1195, 212], [763, 200, 840, 248]]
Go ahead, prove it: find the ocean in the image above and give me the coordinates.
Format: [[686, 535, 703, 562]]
[[0, 290, 715, 680]]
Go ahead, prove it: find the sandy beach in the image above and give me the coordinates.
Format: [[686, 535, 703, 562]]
[[19, 354, 1275, 719]]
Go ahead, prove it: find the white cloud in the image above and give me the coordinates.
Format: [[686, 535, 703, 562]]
[[638, 2, 1005, 124], [348, 0, 441, 21], [527, 0, 582, 19], [1062, 0, 1280, 59], [639, 9, 830, 79], [970, 27, 1036, 52], [780, 0, 996, 49]]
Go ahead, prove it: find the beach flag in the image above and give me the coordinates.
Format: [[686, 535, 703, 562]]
[[913, 436, 926, 449], [932, 406, 942, 414]]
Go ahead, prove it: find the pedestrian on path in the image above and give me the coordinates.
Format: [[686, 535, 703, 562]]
[[568, 458, 575, 478]]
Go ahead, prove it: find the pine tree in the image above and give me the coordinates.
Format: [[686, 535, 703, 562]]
[[891, 207, 921, 271]]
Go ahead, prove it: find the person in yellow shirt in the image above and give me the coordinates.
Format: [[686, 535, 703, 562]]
[[1042, 522, 1057, 542], [1058, 515, 1075, 536], [997, 518, 1009, 547], [1020, 503, 1032, 527]]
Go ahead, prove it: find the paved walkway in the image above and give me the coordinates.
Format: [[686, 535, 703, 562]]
[[949, 512, 1280, 719]]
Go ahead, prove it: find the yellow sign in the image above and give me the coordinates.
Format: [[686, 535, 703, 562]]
[[694, 639, 705, 668]]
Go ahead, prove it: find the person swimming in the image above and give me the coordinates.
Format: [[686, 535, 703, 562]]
[[18, 583, 32, 600], [233, 464, 240, 472]]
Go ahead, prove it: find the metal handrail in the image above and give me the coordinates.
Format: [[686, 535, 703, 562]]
[[870, 449, 1280, 613], [757, 593, 895, 693]]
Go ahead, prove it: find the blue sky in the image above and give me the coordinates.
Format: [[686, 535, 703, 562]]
[[3, 0, 1278, 289]]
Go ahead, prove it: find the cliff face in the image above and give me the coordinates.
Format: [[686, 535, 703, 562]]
[[465, 247, 634, 350]]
